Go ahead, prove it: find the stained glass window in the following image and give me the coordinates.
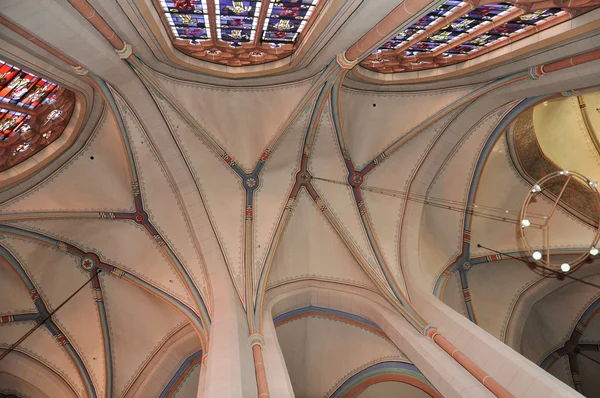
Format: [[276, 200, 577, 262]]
[[444, 7, 563, 55], [0, 109, 30, 141], [0, 61, 60, 110], [0, 58, 74, 172], [262, 0, 319, 45], [404, 3, 516, 54], [154, 0, 324, 65], [215, 0, 261, 46], [160, 0, 211, 42], [379, 0, 464, 50], [367, 0, 576, 72]]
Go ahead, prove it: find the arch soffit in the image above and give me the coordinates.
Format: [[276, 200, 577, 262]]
[[0, 35, 95, 189]]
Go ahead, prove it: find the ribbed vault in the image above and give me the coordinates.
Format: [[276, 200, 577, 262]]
[[1, 1, 600, 397]]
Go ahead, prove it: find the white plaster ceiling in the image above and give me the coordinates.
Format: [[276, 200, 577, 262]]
[[267, 189, 376, 292], [0, 110, 134, 214], [470, 132, 594, 258], [340, 85, 479, 170], [1, 1, 600, 396], [275, 316, 404, 397]]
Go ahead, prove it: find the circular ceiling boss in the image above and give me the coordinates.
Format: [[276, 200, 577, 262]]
[[520, 169, 600, 273]]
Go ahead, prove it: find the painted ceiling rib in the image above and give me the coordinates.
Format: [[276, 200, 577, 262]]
[[0, 244, 98, 398], [125, 57, 229, 162], [358, 75, 526, 175], [433, 96, 547, 298], [426, 105, 516, 302], [0, 224, 208, 351], [252, 63, 343, 330], [101, 83, 212, 332], [329, 77, 411, 301], [148, 90, 244, 311], [91, 272, 113, 398], [246, 63, 343, 331], [0, 313, 38, 323], [252, 63, 429, 332]]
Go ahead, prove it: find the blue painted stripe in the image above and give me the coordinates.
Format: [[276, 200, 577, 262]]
[[90, 76, 139, 183], [11, 313, 39, 322], [433, 95, 554, 298], [0, 224, 207, 345], [96, 299, 113, 397], [159, 350, 203, 398], [329, 361, 438, 398], [273, 306, 381, 331], [0, 244, 97, 398]]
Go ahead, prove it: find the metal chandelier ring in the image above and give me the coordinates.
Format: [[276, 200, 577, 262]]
[[519, 169, 600, 273]]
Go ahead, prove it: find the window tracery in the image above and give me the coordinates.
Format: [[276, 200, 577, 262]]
[[361, 0, 599, 73], [156, 0, 324, 66], [0, 59, 75, 173]]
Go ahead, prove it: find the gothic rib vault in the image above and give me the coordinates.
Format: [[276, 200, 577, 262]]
[[0, 1, 600, 397]]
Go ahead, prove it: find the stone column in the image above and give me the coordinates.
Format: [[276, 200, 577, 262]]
[[199, 252, 258, 398]]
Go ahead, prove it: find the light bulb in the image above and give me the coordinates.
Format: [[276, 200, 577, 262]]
[[559, 169, 569, 176], [531, 184, 541, 193], [532, 251, 542, 260], [521, 219, 531, 228], [561, 263, 571, 272], [591, 247, 599, 256], [589, 181, 598, 189]]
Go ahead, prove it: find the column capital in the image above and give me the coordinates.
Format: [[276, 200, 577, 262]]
[[249, 333, 264, 347], [528, 65, 544, 80], [424, 325, 438, 338], [72, 65, 89, 75], [336, 53, 359, 69], [117, 42, 133, 60]]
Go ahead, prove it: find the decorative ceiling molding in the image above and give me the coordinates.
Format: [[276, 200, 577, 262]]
[[154, 0, 326, 67], [360, 0, 600, 74], [351, 8, 600, 84], [0, 243, 95, 397], [327, 360, 440, 398], [122, 323, 201, 396], [128, 0, 357, 77], [0, 52, 86, 188]]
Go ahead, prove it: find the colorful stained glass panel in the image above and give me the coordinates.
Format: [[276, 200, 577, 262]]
[[517, 8, 562, 24], [0, 108, 30, 141], [0, 60, 60, 110], [407, 2, 516, 54], [378, 0, 463, 50], [450, 8, 565, 54], [160, 0, 211, 41], [262, 0, 319, 44], [379, 1, 566, 57], [216, 0, 261, 45]]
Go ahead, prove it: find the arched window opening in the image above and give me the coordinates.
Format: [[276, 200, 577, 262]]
[[156, 0, 325, 66], [0, 60, 75, 172]]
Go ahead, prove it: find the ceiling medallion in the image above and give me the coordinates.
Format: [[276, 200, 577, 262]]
[[520, 170, 600, 273], [80, 257, 95, 271], [246, 177, 257, 188], [298, 171, 311, 184]]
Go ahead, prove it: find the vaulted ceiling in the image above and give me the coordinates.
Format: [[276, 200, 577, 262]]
[[0, 0, 600, 397]]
